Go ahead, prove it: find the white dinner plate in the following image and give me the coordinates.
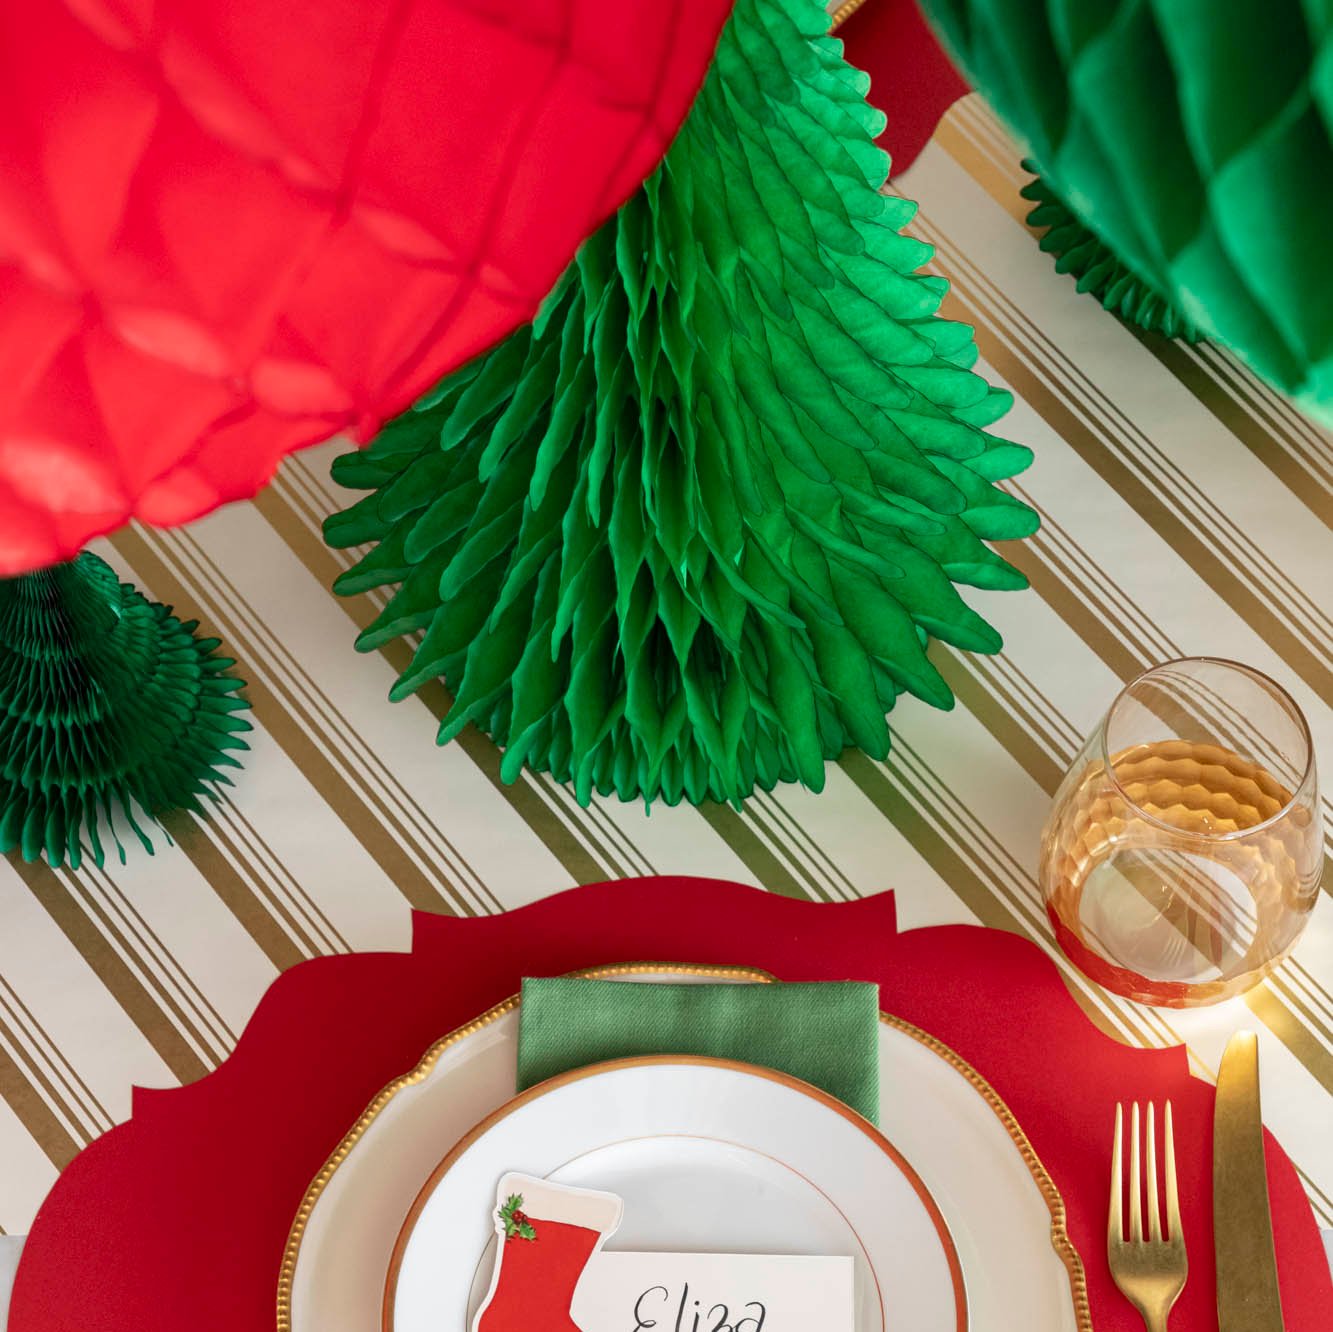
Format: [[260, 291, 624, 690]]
[[279, 966, 1082, 1332], [388, 1057, 965, 1332]]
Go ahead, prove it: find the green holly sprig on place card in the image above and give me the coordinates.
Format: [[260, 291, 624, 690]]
[[499, 1194, 537, 1241]]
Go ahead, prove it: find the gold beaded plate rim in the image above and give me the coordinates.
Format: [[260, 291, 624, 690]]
[[275, 962, 1090, 1332]]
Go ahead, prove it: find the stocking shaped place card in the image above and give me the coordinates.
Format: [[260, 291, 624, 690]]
[[471, 1175, 854, 1332], [472, 1175, 624, 1332]]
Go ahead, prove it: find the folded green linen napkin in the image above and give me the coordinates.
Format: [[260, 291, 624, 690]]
[[516, 977, 881, 1124]]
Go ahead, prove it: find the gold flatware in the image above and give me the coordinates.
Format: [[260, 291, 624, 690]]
[[1108, 1101, 1188, 1331], [1214, 1031, 1286, 1330]]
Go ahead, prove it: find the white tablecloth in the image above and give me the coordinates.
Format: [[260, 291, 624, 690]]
[[2, 1238, 24, 1328]]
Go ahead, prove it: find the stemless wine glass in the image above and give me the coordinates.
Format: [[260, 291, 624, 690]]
[[1039, 657, 1322, 1007]]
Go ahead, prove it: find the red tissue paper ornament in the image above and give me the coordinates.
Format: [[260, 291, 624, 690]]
[[0, 0, 734, 575]]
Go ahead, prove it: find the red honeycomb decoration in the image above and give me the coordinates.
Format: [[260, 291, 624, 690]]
[[0, 0, 733, 573]]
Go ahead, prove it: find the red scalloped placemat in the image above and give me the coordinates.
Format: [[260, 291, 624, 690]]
[[9, 878, 1331, 1330]]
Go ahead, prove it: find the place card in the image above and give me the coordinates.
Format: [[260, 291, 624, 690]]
[[471, 1174, 854, 1332], [572, 1252, 855, 1331]]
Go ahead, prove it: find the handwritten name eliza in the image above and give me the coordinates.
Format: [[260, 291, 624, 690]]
[[569, 1252, 853, 1332], [632, 1283, 765, 1332]]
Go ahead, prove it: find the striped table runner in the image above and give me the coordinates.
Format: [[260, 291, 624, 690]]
[[0, 97, 1330, 1241]]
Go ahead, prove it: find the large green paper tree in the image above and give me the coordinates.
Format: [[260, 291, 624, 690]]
[[325, 0, 1039, 807], [0, 554, 252, 868]]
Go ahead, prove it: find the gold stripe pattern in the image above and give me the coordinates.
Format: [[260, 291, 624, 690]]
[[0, 94, 1329, 1245]]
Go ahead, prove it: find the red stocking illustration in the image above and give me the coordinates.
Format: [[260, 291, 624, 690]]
[[472, 1173, 624, 1332]]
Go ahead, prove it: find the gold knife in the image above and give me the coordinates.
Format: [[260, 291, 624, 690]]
[[1214, 1030, 1286, 1331]]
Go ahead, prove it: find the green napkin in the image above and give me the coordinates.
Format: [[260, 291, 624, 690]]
[[517, 978, 880, 1124]]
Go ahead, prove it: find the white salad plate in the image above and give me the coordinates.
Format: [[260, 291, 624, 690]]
[[389, 1056, 964, 1332], [279, 965, 1083, 1332]]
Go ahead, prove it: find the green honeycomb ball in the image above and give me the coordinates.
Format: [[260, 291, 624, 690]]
[[922, 0, 1333, 421]]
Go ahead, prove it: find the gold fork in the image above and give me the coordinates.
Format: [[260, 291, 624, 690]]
[[1108, 1101, 1188, 1330]]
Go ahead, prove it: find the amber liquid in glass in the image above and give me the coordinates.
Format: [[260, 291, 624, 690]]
[[1041, 739, 1315, 1006]]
